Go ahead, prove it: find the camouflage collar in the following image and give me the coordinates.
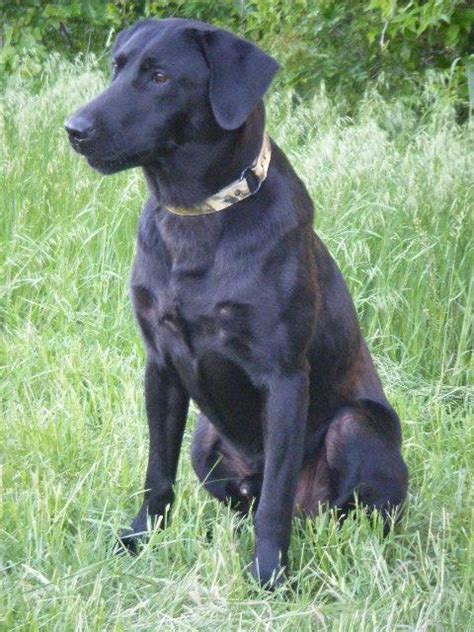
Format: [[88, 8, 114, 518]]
[[165, 132, 271, 216]]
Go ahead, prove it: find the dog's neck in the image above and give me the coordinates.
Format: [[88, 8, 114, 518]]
[[143, 104, 265, 210]]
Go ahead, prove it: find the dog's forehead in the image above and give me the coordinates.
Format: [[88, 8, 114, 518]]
[[114, 19, 213, 69]]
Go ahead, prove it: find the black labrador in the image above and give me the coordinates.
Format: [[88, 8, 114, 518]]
[[65, 18, 408, 588]]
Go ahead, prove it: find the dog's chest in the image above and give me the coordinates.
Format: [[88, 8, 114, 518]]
[[130, 264, 269, 431], [130, 244, 266, 370], [132, 276, 253, 353]]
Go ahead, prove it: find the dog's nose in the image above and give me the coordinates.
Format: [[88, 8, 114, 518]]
[[64, 115, 94, 142]]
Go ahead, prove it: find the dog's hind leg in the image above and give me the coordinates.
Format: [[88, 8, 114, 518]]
[[322, 401, 408, 532], [191, 414, 261, 514]]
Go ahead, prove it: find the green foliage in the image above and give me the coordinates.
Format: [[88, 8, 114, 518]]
[[1, 1, 473, 107], [367, 0, 474, 103]]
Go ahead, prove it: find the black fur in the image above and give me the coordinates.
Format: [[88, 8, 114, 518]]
[[65, 18, 408, 589]]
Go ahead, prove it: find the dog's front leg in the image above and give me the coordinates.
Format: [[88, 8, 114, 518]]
[[118, 357, 189, 552], [252, 369, 309, 588]]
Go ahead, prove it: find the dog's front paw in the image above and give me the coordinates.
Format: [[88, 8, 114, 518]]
[[251, 543, 288, 590], [115, 524, 148, 556], [114, 512, 158, 556]]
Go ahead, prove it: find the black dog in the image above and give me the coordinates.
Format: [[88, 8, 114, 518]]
[[65, 18, 408, 588]]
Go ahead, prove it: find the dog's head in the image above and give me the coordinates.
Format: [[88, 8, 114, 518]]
[[65, 18, 279, 174]]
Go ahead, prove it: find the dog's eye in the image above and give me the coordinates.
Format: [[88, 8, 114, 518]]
[[111, 56, 126, 77], [111, 61, 121, 77], [152, 72, 168, 84]]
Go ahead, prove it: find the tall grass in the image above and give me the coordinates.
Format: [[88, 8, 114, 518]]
[[1, 58, 472, 630]]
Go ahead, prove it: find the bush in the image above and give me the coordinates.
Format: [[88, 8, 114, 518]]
[[1, 1, 473, 110]]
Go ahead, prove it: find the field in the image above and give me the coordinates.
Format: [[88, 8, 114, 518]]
[[1, 59, 472, 630]]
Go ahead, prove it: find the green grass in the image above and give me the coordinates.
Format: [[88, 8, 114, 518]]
[[1, 58, 473, 630]]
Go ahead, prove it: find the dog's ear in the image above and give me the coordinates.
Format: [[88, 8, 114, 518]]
[[200, 29, 279, 130]]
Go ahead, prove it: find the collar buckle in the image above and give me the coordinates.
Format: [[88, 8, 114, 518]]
[[240, 164, 262, 195]]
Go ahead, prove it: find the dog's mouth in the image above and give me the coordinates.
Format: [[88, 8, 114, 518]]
[[86, 156, 128, 175], [66, 136, 141, 174], [85, 154, 131, 174]]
